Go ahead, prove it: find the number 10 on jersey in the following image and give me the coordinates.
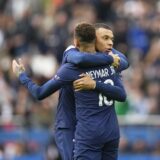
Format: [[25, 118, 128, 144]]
[[99, 79, 114, 107]]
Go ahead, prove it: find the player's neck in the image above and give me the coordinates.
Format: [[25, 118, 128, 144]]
[[79, 44, 96, 54]]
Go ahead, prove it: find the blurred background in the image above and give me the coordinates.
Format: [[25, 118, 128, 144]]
[[0, 0, 159, 159]]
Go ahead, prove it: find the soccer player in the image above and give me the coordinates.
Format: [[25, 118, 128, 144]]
[[71, 23, 128, 159], [55, 24, 128, 159], [56, 23, 129, 160], [12, 23, 127, 160], [53, 47, 123, 160]]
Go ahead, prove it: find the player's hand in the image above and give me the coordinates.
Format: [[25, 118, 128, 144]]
[[73, 73, 96, 91], [12, 59, 25, 77], [109, 52, 120, 68]]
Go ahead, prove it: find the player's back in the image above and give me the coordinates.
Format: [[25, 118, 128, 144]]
[[74, 65, 120, 144], [54, 49, 77, 130], [55, 86, 76, 129], [56, 63, 120, 144]]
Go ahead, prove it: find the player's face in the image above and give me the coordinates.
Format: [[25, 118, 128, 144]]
[[95, 28, 114, 53]]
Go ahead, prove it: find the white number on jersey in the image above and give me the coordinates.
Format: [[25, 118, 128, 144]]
[[99, 79, 114, 107]]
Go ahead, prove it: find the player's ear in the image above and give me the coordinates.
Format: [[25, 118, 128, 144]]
[[74, 38, 79, 48]]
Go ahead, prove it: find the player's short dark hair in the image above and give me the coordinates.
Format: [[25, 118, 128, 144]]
[[74, 22, 96, 43], [94, 23, 112, 30]]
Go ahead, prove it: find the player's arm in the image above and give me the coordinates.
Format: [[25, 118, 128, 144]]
[[73, 74, 126, 102], [63, 45, 114, 67], [112, 48, 129, 72], [19, 73, 62, 100], [12, 59, 70, 100], [95, 75, 126, 102]]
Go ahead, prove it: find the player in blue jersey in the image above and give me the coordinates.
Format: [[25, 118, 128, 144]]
[[68, 23, 126, 160], [71, 23, 128, 160], [12, 23, 127, 160], [12, 23, 129, 160], [54, 23, 129, 160], [53, 47, 122, 160], [54, 24, 128, 160]]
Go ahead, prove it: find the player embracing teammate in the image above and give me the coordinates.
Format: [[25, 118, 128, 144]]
[[12, 22, 129, 160]]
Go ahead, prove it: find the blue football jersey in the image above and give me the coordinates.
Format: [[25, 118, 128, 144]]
[[19, 46, 127, 140], [19, 62, 126, 142], [54, 46, 77, 129], [55, 46, 128, 130], [55, 63, 123, 143]]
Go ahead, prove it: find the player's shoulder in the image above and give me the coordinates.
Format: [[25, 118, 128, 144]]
[[64, 45, 78, 56], [62, 45, 78, 63], [64, 45, 76, 52], [56, 63, 79, 80], [112, 48, 128, 59], [62, 63, 77, 68], [112, 48, 122, 55], [59, 63, 78, 72]]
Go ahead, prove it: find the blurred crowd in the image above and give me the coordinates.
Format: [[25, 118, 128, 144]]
[[0, 0, 160, 159]]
